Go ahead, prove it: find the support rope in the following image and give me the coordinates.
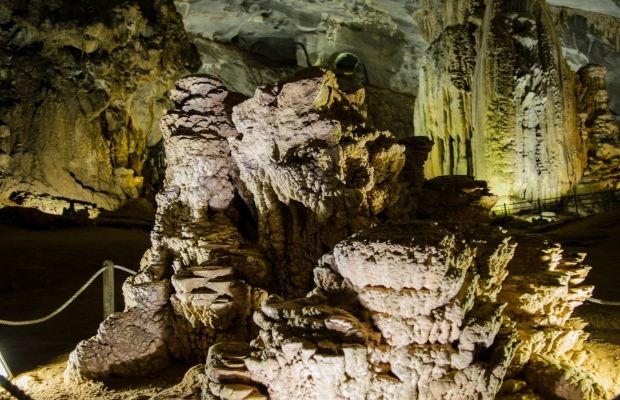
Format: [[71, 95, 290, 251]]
[[586, 297, 620, 306], [0, 265, 136, 326]]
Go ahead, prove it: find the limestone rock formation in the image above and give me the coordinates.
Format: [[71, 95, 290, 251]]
[[203, 222, 518, 400], [229, 69, 421, 296], [418, 175, 497, 223], [0, 0, 199, 215], [575, 64, 620, 192], [66, 70, 603, 398], [173, 0, 431, 138], [547, 1, 620, 122], [497, 235, 605, 399], [66, 70, 431, 380], [65, 280, 172, 380], [415, 0, 587, 202], [66, 76, 269, 379]]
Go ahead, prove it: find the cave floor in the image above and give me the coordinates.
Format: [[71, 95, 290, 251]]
[[0, 213, 618, 399], [0, 221, 192, 399]]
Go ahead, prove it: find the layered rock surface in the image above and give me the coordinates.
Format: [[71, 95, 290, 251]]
[[204, 222, 518, 400], [66, 70, 431, 380], [0, 0, 199, 215]]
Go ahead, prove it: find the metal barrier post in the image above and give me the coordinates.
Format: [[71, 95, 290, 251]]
[[102, 260, 114, 319]]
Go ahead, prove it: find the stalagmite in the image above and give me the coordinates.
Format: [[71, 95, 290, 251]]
[[203, 222, 518, 400], [65, 70, 431, 380], [64, 70, 603, 399]]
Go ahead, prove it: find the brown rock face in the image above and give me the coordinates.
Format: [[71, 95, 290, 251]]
[[229, 69, 421, 297], [0, 0, 199, 215]]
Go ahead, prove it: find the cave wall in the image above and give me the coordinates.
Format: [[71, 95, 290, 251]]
[[414, 0, 588, 202], [1, 0, 619, 213], [175, 0, 620, 203], [0, 0, 199, 215], [548, 2, 620, 122]]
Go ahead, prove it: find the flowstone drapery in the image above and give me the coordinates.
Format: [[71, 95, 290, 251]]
[[65, 70, 600, 399]]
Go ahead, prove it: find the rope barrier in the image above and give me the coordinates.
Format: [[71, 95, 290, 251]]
[[0, 265, 136, 326], [587, 297, 620, 306]]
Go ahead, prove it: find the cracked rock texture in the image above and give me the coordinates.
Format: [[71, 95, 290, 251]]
[[0, 0, 199, 215], [203, 222, 519, 400], [415, 0, 587, 202]]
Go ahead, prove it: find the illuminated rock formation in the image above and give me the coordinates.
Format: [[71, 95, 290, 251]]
[[417, 176, 497, 223], [66, 70, 430, 380], [203, 222, 518, 400], [229, 69, 416, 296], [547, 1, 620, 121], [66, 76, 269, 380], [0, 0, 199, 215], [497, 235, 605, 399], [66, 70, 602, 398], [415, 0, 587, 202], [575, 64, 620, 192]]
